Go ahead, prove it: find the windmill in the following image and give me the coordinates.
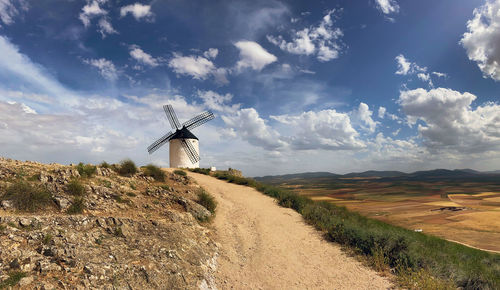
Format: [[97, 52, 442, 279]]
[[147, 104, 215, 168]]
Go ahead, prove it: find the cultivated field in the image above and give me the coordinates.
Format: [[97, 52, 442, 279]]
[[275, 178, 500, 252]]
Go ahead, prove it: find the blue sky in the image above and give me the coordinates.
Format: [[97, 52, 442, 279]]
[[1, 0, 500, 176]]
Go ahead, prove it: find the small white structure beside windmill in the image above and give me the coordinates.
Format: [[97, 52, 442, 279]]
[[147, 104, 215, 168]]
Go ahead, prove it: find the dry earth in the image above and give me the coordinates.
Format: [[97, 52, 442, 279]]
[[184, 171, 393, 290]]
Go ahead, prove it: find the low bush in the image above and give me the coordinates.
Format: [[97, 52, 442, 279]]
[[197, 188, 217, 214], [66, 197, 85, 214], [65, 179, 86, 196], [76, 162, 96, 178], [143, 164, 165, 182], [99, 161, 110, 169], [189, 168, 211, 175], [173, 169, 187, 176], [0, 271, 26, 288], [214, 174, 500, 289], [2, 181, 53, 212], [117, 159, 137, 176]]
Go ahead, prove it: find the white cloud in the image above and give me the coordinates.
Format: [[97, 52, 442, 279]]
[[352, 102, 377, 133], [432, 72, 447, 78], [267, 9, 343, 62], [417, 73, 433, 87], [395, 54, 425, 75], [0, 0, 27, 25], [378, 106, 386, 118], [129, 45, 159, 67], [203, 48, 218, 59], [79, 0, 117, 38], [271, 109, 365, 150], [197, 90, 240, 113], [79, 0, 107, 27], [83, 58, 118, 81], [97, 18, 117, 37], [399, 88, 500, 153], [168, 53, 228, 84], [120, 3, 153, 21], [234, 41, 277, 71], [374, 0, 400, 15], [460, 0, 500, 81], [222, 108, 285, 150]]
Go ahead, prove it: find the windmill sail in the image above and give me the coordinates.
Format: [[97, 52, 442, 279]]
[[163, 104, 182, 130], [181, 139, 200, 164], [147, 131, 175, 154], [182, 111, 215, 130]]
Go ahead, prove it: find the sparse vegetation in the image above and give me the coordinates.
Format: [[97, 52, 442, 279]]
[[143, 164, 165, 182], [173, 169, 187, 176], [117, 159, 137, 176], [66, 197, 85, 214], [65, 179, 86, 196], [214, 172, 500, 289], [99, 161, 111, 169], [112, 194, 130, 204], [114, 227, 123, 237], [189, 168, 211, 175], [76, 162, 97, 178], [126, 192, 136, 197], [2, 181, 53, 212], [0, 271, 26, 288], [196, 188, 217, 215], [42, 233, 53, 245]]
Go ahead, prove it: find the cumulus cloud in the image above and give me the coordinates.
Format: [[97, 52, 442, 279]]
[[234, 41, 277, 71], [395, 54, 443, 87], [399, 88, 500, 153], [374, 0, 400, 15], [168, 53, 229, 84], [197, 90, 241, 113], [79, 0, 117, 38], [271, 109, 365, 150], [352, 102, 377, 133], [203, 48, 218, 59], [129, 45, 159, 67], [120, 3, 153, 21], [0, 0, 27, 25], [378, 106, 386, 118], [222, 108, 285, 150], [267, 9, 344, 62], [83, 58, 118, 81], [460, 0, 500, 81]]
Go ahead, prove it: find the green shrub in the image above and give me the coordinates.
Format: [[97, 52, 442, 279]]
[[112, 194, 130, 204], [42, 234, 53, 245], [173, 169, 187, 176], [189, 168, 211, 175], [66, 197, 85, 214], [76, 162, 96, 178], [126, 192, 136, 197], [99, 161, 110, 169], [2, 181, 53, 212], [117, 159, 137, 176], [143, 164, 165, 182], [0, 271, 26, 288], [197, 188, 217, 214], [65, 179, 86, 196]]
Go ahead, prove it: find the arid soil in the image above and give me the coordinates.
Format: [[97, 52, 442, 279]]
[[185, 171, 393, 290]]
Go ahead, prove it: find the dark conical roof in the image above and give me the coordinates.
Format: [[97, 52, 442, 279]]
[[170, 127, 198, 140]]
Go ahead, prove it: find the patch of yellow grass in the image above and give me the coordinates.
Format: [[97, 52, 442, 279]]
[[449, 211, 500, 232], [424, 201, 462, 207], [310, 196, 341, 201], [483, 197, 500, 203], [474, 192, 500, 197]]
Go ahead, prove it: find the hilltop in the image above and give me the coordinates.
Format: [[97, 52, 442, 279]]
[[0, 157, 217, 289]]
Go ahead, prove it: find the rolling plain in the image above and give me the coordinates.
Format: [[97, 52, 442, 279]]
[[257, 170, 500, 253]]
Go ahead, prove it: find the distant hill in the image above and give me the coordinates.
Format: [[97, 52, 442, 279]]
[[255, 168, 500, 182]]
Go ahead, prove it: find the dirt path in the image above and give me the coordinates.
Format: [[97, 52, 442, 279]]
[[187, 172, 393, 289]]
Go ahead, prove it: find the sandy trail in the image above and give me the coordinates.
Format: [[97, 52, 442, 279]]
[[187, 171, 393, 289]]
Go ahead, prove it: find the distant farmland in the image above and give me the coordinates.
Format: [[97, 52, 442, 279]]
[[257, 172, 500, 253]]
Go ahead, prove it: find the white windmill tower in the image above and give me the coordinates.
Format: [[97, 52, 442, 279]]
[[147, 104, 215, 168]]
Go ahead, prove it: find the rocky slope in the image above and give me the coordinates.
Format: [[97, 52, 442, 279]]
[[0, 157, 217, 289]]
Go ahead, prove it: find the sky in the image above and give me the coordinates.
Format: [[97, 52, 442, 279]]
[[1, 0, 500, 176]]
